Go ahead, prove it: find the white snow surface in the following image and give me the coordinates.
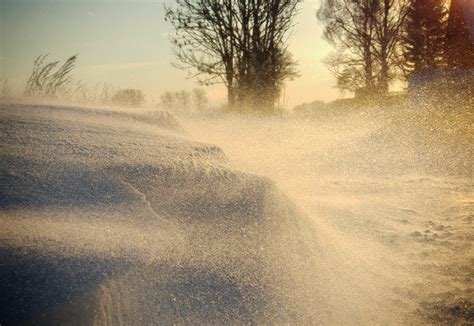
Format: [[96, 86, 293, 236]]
[[0, 101, 472, 325]]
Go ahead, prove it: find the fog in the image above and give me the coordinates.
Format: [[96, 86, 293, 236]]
[[1, 99, 471, 324]]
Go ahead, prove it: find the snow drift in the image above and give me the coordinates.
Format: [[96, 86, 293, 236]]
[[0, 103, 327, 324], [1, 101, 472, 325]]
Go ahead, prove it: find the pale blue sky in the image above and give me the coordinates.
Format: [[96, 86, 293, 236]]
[[0, 0, 341, 107]]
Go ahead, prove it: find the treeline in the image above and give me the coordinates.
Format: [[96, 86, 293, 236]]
[[158, 89, 208, 112], [166, 0, 473, 112], [317, 0, 473, 98], [20, 53, 212, 111], [165, 0, 301, 113]]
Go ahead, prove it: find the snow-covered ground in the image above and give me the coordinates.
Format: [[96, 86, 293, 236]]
[[0, 101, 472, 324], [182, 104, 473, 324]]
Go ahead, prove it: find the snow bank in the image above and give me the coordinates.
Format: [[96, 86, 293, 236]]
[[0, 103, 329, 324], [182, 103, 474, 325]]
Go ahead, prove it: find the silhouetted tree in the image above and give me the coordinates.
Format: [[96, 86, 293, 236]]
[[373, 0, 410, 92], [318, 0, 409, 96], [445, 0, 474, 70], [165, 0, 301, 112], [165, 1, 237, 104], [318, 0, 380, 93], [402, 0, 447, 77], [232, 0, 300, 111]]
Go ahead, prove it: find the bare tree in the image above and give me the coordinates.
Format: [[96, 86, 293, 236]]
[[318, 0, 409, 96], [322, 51, 368, 91], [237, 0, 300, 111], [165, 0, 301, 112], [165, 1, 238, 106], [373, 0, 410, 92], [318, 0, 379, 94]]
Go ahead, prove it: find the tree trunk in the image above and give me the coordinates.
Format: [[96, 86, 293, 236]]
[[379, 0, 390, 94]]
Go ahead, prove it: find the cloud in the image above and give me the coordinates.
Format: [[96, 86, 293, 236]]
[[87, 11, 96, 17]]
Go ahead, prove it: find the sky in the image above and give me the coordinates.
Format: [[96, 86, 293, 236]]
[[0, 0, 343, 108]]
